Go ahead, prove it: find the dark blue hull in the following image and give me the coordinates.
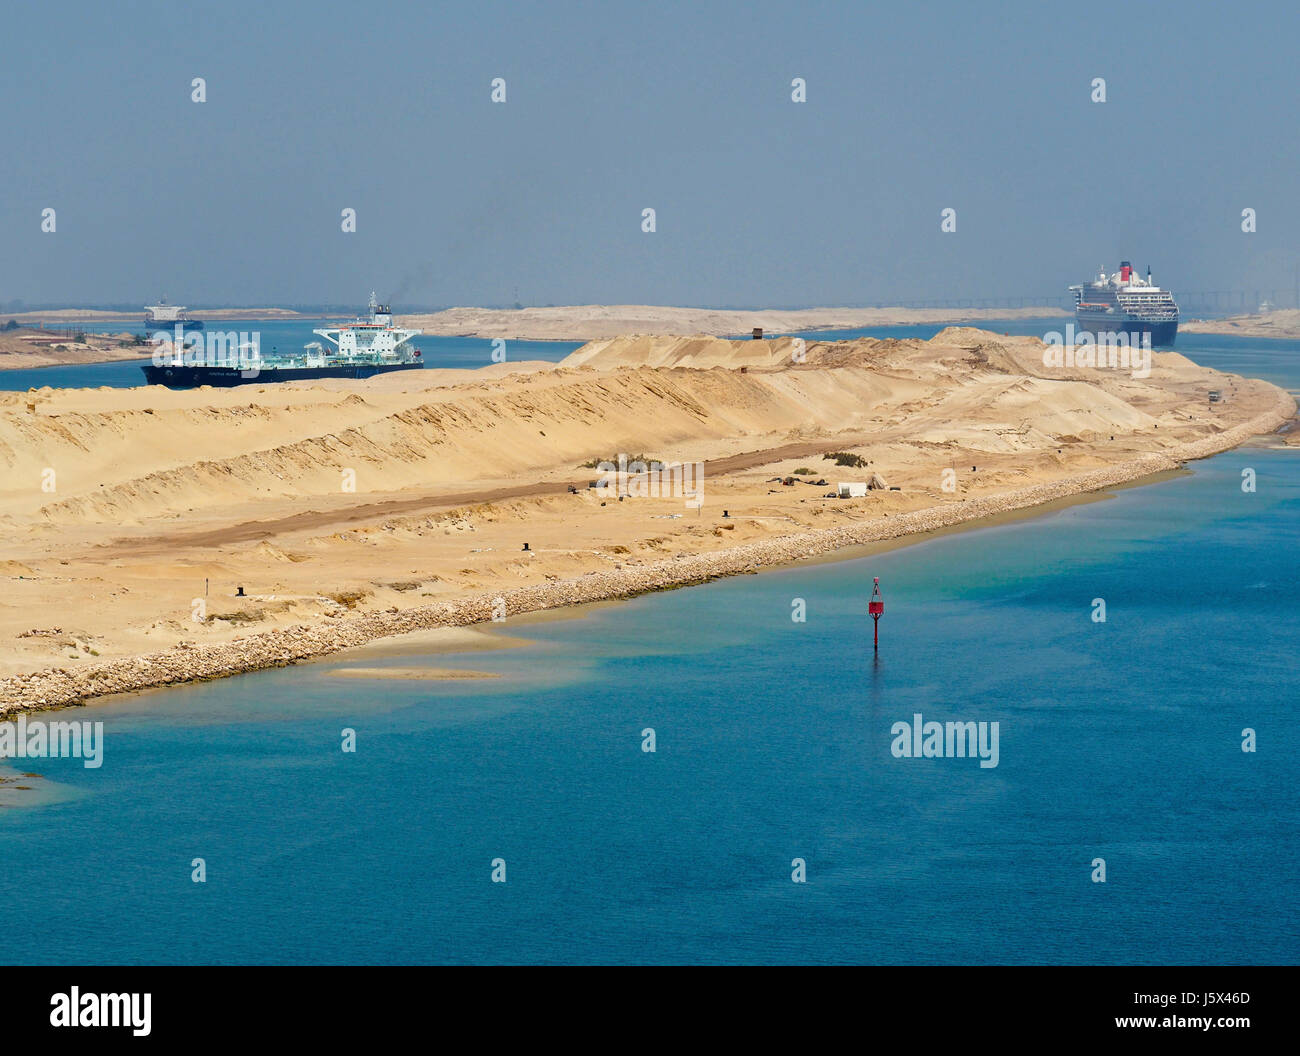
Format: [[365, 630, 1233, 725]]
[[146, 320, 204, 332], [141, 362, 424, 388], [1075, 311, 1178, 346]]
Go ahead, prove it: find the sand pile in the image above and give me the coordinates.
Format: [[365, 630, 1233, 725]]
[[400, 305, 1067, 341], [1183, 309, 1300, 339], [0, 327, 1290, 709], [561, 335, 803, 370]]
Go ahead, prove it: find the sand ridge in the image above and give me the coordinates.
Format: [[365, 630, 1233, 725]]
[[399, 304, 1067, 341], [1182, 309, 1300, 339], [0, 327, 1291, 712]]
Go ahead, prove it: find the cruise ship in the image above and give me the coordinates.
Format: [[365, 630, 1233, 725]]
[[1069, 262, 1179, 345], [144, 299, 204, 333], [141, 293, 424, 388]]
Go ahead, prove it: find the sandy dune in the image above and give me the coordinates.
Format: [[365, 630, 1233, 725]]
[[1183, 309, 1300, 339], [400, 304, 1067, 341], [1, 308, 307, 324], [0, 328, 1290, 712], [0, 328, 148, 371]]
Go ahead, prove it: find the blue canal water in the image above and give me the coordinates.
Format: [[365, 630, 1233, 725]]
[[0, 319, 581, 390], [0, 331, 1296, 965], [8, 315, 1294, 395]]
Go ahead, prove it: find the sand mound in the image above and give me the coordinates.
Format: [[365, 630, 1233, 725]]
[[562, 335, 802, 370], [398, 305, 1067, 342], [1, 327, 1243, 529], [563, 329, 1046, 375], [1184, 309, 1300, 339], [0, 321, 1289, 704]]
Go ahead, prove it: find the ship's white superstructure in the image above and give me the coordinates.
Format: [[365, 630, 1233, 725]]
[[312, 292, 422, 362], [142, 291, 425, 386], [1069, 263, 1178, 322], [144, 299, 201, 326], [1068, 261, 1179, 344]]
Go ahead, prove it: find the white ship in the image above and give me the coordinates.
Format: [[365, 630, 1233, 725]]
[[144, 298, 203, 332], [1069, 262, 1179, 345]]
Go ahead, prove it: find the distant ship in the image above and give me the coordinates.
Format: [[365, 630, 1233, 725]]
[[144, 299, 204, 333], [141, 292, 424, 388], [1069, 262, 1179, 345]]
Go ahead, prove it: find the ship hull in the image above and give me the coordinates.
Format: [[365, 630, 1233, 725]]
[[141, 362, 424, 388], [146, 320, 204, 332], [1074, 311, 1178, 346]]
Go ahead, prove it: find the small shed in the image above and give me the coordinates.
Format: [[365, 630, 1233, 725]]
[[837, 482, 868, 498]]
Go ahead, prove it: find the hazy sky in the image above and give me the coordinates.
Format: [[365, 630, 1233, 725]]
[[3, 0, 1298, 309]]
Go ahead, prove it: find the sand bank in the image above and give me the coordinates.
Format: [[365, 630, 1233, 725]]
[[1182, 310, 1300, 340], [399, 304, 1066, 341], [0, 328, 1291, 714], [1, 308, 307, 325], [0, 328, 148, 371], [326, 666, 500, 680]]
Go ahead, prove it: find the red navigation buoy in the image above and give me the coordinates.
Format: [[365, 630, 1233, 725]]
[[868, 577, 884, 650]]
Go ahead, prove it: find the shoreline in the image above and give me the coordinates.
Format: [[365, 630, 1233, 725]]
[[0, 309, 312, 324], [0, 307, 1065, 373], [398, 305, 1067, 342], [298, 469, 1191, 673], [1, 390, 1290, 718], [1182, 309, 1300, 341], [0, 353, 151, 374]]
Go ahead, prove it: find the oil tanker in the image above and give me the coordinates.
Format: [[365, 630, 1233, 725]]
[[141, 293, 424, 388], [1069, 262, 1179, 346]]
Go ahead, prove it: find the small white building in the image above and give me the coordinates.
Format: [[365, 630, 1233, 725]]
[[837, 482, 868, 498]]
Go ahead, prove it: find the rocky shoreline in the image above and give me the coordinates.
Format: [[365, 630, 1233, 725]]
[[1, 392, 1292, 716]]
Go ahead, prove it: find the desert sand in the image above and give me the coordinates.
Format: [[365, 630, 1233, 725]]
[[399, 304, 1067, 341], [0, 328, 1291, 714], [1182, 309, 1300, 339], [1, 308, 307, 325], [0, 327, 150, 371]]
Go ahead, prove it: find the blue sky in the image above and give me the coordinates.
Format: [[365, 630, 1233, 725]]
[[2, 0, 1297, 308]]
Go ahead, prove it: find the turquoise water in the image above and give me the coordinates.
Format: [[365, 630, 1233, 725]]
[[0, 319, 580, 390], [0, 334, 1296, 965]]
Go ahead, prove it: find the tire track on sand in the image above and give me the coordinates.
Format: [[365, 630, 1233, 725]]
[[92, 438, 861, 557]]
